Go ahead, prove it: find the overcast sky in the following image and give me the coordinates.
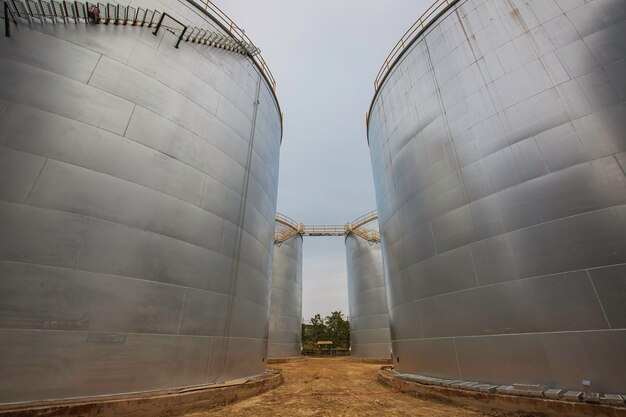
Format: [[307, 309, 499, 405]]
[[223, 0, 431, 320]]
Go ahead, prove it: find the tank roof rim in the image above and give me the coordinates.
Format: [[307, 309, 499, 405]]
[[185, 0, 284, 144], [365, 0, 461, 146]]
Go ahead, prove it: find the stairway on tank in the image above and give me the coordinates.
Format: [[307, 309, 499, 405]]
[[1, 0, 260, 55]]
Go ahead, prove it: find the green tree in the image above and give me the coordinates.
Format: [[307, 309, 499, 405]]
[[301, 312, 351, 350], [302, 313, 328, 349], [309, 313, 326, 342], [324, 311, 350, 349]]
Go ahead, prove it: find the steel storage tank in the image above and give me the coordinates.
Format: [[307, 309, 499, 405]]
[[0, 0, 282, 403], [367, 0, 626, 393], [345, 232, 391, 359], [268, 217, 303, 359]]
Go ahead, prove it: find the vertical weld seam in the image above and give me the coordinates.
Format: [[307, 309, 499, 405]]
[[468, 245, 480, 287], [72, 218, 94, 270], [86, 54, 102, 84], [24, 158, 48, 203], [586, 270, 611, 329], [176, 289, 188, 335], [452, 338, 462, 379], [428, 221, 439, 255], [200, 174, 208, 207], [206, 337, 214, 383], [454, 6, 478, 60], [615, 154, 626, 178], [122, 104, 136, 137], [216, 74, 262, 380], [424, 32, 477, 247], [532, 136, 551, 173], [219, 218, 228, 254], [380, 120, 400, 257], [416, 301, 425, 340]]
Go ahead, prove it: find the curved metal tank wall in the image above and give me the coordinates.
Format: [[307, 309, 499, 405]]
[[345, 234, 391, 359], [0, 0, 282, 403], [268, 226, 303, 358], [368, 0, 626, 392]]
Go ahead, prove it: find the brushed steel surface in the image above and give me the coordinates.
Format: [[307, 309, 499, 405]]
[[0, 0, 281, 403], [368, 0, 626, 392], [268, 226, 303, 359], [345, 235, 391, 359]]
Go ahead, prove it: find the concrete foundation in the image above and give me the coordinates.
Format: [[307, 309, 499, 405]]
[[0, 371, 283, 417], [378, 368, 626, 417]]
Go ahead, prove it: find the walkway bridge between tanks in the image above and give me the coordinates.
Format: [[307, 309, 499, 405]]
[[1, 0, 277, 89], [275, 210, 380, 244]]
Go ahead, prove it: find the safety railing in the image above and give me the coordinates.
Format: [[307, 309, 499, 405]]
[[348, 210, 378, 230], [1, 0, 259, 56], [274, 227, 302, 243], [348, 227, 380, 243], [275, 212, 304, 243], [303, 224, 348, 237], [0, 0, 275, 92], [194, 0, 276, 91], [273, 211, 381, 243], [3, 1, 16, 35], [345, 210, 380, 243], [275, 212, 302, 231], [153, 12, 187, 48], [373, 0, 452, 92]]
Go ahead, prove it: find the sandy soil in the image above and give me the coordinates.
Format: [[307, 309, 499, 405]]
[[186, 357, 487, 417]]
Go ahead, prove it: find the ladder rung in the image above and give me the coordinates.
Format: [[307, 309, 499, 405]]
[[26, 0, 43, 22], [41, 1, 56, 22], [185, 26, 196, 41], [96, 2, 105, 21], [143, 9, 153, 25], [64, 1, 76, 19], [136, 7, 144, 24], [151, 11, 159, 26], [13, 0, 31, 20], [52, 0, 66, 19], [193, 28, 205, 42], [127, 5, 135, 23], [106, 3, 114, 22], [211, 33, 222, 46], [76, 1, 87, 19], [114, 3, 123, 23]]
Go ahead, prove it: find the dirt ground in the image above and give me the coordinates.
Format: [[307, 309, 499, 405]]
[[186, 357, 487, 417]]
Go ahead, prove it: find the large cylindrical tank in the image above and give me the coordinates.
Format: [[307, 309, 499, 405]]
[[268, 221, 303, 359], [345, 233, 391, 359], [368, 0, 626, 393], [0, 0, 282, 403]]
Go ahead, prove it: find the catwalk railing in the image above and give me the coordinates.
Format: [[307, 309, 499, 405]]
[[274, 211, 380, 244], [373, 0, 454, 92], [1, 0, 276, 89], [193, 0, 275, 91]]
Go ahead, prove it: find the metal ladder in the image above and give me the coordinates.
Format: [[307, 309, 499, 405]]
[[2, 0, 260, 56]]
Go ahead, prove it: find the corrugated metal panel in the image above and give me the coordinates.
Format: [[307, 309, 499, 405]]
[[0, 0, 281, 403], [368, 0, 626, 393]]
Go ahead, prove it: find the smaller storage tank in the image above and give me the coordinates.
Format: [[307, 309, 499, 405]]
[[345, 220, 391, 359], [268, 216, 303, 359]]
